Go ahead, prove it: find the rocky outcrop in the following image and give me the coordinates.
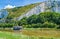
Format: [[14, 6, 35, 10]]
[[15, 1, 60, 20], [0, 10, 8, 22], [17, 2, 46, 20]]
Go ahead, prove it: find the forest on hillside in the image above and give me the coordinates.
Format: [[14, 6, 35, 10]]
[[18, 12, 60, 29], [0, 12, 60, 29]]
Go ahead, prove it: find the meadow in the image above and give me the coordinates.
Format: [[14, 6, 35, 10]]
[[0, 28, 60, 39]]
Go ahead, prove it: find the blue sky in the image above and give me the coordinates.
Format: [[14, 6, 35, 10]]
[[0, 0, 45, 9]]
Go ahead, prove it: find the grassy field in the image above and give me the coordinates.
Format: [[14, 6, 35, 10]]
[[0, 28, 60, 39]]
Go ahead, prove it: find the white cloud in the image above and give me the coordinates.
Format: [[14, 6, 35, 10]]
[[4, 5, 16, 9]]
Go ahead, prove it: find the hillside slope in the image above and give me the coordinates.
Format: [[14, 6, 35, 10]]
[[7, 3, 40, 19], [7, 1, 60, 20], [17, 2, 45, 20], [17, 1, 60, 20]]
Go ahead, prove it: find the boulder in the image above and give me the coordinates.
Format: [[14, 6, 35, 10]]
[[13, 26, 22, 30]]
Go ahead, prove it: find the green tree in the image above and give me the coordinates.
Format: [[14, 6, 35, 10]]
[[27, 14, 37, 24], [43, 21, 57, 28], [18, 17, 27, 26]]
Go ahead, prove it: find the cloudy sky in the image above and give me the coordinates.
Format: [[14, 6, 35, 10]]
[[0, 0, 45, 9]]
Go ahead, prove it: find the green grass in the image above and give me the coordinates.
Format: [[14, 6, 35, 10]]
[[0, 28, 60, 39], [0, 31, 22, 39]]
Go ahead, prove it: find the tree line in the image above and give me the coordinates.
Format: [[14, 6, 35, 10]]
[[18, 12, 60, 29], [0, 12, 60, 29]]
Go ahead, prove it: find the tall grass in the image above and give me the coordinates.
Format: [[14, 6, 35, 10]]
[[0, 28, 60, 39]]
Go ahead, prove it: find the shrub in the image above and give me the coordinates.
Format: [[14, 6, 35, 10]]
[[42, 22, 57, 28]]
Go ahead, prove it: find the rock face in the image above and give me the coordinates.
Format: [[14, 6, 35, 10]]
[[17, 2, 46, 20], [16, 1, 60, 20], [0, 10, 8, 18], [0, 10, 8, 22], [45, 1, 60, 12]]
